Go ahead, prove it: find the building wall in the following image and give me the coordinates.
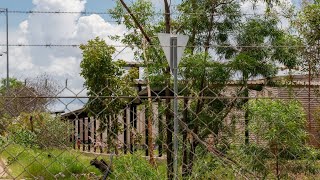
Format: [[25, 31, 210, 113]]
[[73, 102, 161, 150], [223, 85, 320, 147]]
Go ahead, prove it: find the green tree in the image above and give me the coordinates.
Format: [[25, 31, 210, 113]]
[[110, 0, 175, 176], [296, 1, 320, 76], [108, 0, 302, 178], [110, 0, 242, 177], [80, 37, 135, 154], [248, 99, 307, 179], [176, 0, 242, 176], [227, 16, 302, 145]]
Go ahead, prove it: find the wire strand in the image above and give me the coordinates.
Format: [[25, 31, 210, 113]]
[[0, 44, 314, 48], [0, 10, 296, 17]]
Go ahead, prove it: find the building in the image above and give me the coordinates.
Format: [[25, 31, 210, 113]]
[[62, 74, 320, 154]]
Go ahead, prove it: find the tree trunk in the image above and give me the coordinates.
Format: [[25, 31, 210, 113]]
[[143, 38, 155, 166], [113, 115, 119, 155], [186, 5, 215, 175], [244, 72, 249, 145], [106, 115, 112, 153], [164, 0, 174, 179], [29, 116, 34, 132], [158, 99, 163, 157], [130, 105, 134, 154]]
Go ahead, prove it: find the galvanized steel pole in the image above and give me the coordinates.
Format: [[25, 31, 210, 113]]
[[171, 36, 178, 180], [6, 8, 9, 90]]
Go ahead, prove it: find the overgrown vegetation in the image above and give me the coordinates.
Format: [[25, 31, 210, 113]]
[[1, 112, 71, 149], [0, 144, 166, 179], [247, 99, 316, 179]]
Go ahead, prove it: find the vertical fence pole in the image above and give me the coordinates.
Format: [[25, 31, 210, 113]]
[[124, 108, 128, 154], [82, 118, 85, 151], [145, 105, 149, 156], [73, 119, 76, 149], [94, 117, 96, 152], [6, 8, 9, 91], [133, 105, 137, 152], [158, 99, 163, 157], [130, 104, 134, 154], [77, 118, 80, 150], [171, 36, 179, 180], [88, 117, 91, 152], [100, 133, 103, 153]]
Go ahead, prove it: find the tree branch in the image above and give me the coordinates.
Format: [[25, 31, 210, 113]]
[[118, 0, 152, 44]]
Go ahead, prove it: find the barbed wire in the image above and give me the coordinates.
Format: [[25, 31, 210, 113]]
[[0, 43, 314, 48], [0, 10, 297, 17]]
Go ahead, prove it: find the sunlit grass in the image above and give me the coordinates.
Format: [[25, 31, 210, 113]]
[[0, 144, 167, 179]]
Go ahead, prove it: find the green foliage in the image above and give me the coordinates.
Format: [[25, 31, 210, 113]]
[[191, 154, 237, 179], [296, 1, 320, 44], [5, 112, 71, 149], [80, 37, 137, 152], [248, 99, 307, 148], [248, 99, 310, 178], [179, 53, 230, 89], [11, 129, 36, 148], [295, 1, 320, 74], [107, 0, 305, 177], [1, 145, 101, 179], [80, 37, 135, 128], [230, 17, 300, 79], [1, 144, 167, 179], [31, 114, 71, 149], [236, 144, 270, 178], [112, 154, 166, 179], [0, 77, 23, 95]]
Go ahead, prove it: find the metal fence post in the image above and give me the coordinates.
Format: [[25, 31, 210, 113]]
[[171, 37, 178, 180]]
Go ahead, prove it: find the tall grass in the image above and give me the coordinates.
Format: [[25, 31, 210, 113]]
[[0, 144, 167, 179]]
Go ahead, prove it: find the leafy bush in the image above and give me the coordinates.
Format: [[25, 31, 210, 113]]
[[247, 99, 315, 178], [11, 129, 36, 148], [32, 113, 71, 149], [5, 112, 71, 149], [112, 154, 166, 179]]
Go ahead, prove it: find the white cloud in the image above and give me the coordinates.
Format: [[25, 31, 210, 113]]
[[0, 0, 135, 111], [4, 0, 132, 83], [240, 0, 293, 30]]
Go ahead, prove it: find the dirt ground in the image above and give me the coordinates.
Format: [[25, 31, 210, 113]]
[[0, 159, 9, 179]]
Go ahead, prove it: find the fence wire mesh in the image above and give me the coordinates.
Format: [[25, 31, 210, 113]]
[[0, 75, 320, 179], [1, 0, 320, 179]]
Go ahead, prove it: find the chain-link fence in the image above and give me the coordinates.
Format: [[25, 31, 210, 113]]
[[1, 0, 320, 179], [1, 74, 320, 179]]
